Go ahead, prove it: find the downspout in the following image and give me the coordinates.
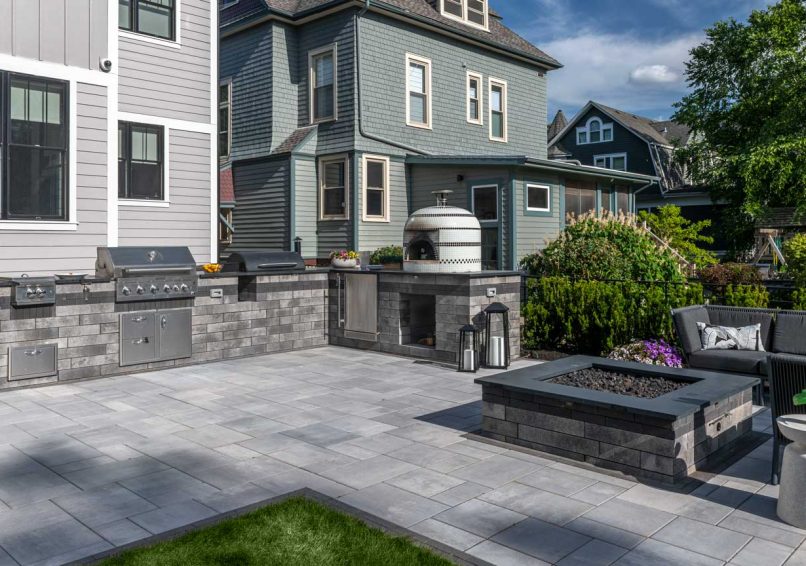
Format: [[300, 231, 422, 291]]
[[631, 180, 657, 215], [355, 0, 430, 156]]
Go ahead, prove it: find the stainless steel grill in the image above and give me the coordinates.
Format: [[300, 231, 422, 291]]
[[95, 247, 198, 302], [222, 251, 306, 273]]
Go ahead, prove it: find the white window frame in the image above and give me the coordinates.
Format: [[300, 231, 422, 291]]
[[119, 0, 182, 50], [318, 154, 350, 221], [577, 117, 613, 145], [405, 53, 432, 130], [219, 207, 233, 244], [117, 113, 171, 208], [488, 78, 507, 143], [439, 0, 489, 31], [308, 44, 338, 125], [466, 71, 483, 125], [471, 184, 498, 223], [593, 152, 628, 171], [219, 79, 231, 161], [362, 154, 390, 223], [526, 183, 551, 212]]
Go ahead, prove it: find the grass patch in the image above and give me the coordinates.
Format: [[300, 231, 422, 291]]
[[101, 497, 456, 566]]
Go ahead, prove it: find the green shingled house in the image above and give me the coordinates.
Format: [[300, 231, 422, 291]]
[[219, 0, 657, 269]]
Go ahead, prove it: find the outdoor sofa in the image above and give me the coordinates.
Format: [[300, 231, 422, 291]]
[[672, 305, 806, 483]]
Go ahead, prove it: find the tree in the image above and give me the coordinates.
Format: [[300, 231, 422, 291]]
[[638, 205, 717, 268], [673, 0, 806, 254]]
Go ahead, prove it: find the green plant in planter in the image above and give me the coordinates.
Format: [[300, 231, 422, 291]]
[[370, 245, 404, 265], [795, 390, 806, 406]]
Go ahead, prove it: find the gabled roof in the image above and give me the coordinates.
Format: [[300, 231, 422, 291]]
[[547, 109, 567, 141], [220, 0, 561, 69], [220, 167, 236, 204]]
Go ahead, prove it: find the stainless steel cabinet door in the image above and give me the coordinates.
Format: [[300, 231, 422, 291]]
[[120, 313, 157, 366], [8, 344, 58, 380], [158, 309, 192, 361], [344, 273, 378, 342]]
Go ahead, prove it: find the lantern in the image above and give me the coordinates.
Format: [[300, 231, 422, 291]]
[[484, 302, 510, 369], [458, 324, 479, 372]]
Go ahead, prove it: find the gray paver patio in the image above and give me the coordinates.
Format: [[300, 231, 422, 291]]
[[0, 346, 800, 565]]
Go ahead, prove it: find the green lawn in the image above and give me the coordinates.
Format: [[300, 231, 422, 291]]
[[101, 497, 456, 566]]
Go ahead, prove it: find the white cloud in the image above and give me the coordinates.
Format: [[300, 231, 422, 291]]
[[538, 31, 701, 118], [629, 64, 679, 85]]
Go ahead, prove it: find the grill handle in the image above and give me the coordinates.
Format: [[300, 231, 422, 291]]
[[122, 267, 195, 276], [256, 262, 300, 269], [24, 349, 42, 356]]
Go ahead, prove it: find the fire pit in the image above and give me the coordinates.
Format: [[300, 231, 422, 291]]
[[476, 356, 759, 483]]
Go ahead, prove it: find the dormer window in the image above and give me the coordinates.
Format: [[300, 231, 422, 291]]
[[440, 0, 489, 30], [576, 117, 613, 145]]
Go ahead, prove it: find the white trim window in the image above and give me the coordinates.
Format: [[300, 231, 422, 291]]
[[472, 184, 498, 222], [406, 54, 432, 129], [466, 71, 483, 125], [362, 155, 390, 222], [594, 153, 627, 171], [526, 184, 551, 212], [319, 155, 349, 220], [489, 78, 507, 142], [118, 121, 167, 203], [577, 117, 613, 145], [218, 80, 231, 159], [119, 0, 177, 42], [440, 0, 489, 30], [0, 73, 70, 222], [309, 45, 338, 124]]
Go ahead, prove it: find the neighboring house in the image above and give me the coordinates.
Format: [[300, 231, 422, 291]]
[[220, 0, 656, 269], [0, 0, 218, 276], [548, 101, 721, 227], [219, 167, 236, 247]]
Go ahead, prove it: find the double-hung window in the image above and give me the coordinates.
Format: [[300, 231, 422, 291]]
[[319, 155, 349, 220], [440, 0, 488, 30], [1, 74, 69, 221], [467, 72, 482, 125], [406, 54, 431, 129], [119, 0, 176, 41], [118, 122, 165, 201], [219, 81, 231, 159], [489, 78, 507, 142], [593, 153, 627, 171], [310, 46, 337, 123], [363, 155, 389, 222]]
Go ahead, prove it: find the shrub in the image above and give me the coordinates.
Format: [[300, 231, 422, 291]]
[[370, 245, 404, 265], [793, 288, 806, 310], [723, 284, 770, 308], [698, 263, 762, 286], [638, 205, 717, 268], [608, 340, 684, 368], [521, 277, 704, 355], [523, 213, 685, 282], [783, 234, 806, 287]]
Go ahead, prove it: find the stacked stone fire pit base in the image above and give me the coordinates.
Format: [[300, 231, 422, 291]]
[[477, 357, 759, 483]]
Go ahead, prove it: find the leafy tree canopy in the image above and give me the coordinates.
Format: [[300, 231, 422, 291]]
[[673, 0, 806, 246], [638, 205, 717, 268]]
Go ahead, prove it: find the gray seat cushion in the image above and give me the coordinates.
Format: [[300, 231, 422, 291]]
[[688, 349, 768, 375], [673, 306, 710, 355], [773, 312, 806, 355], [707, 307, 775, 352]]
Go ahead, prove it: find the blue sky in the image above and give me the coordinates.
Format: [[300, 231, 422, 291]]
[[494, 0, 772, 122]]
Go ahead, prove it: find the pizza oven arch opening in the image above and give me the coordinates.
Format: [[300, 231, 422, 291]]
[[406, 235, 437, 262]]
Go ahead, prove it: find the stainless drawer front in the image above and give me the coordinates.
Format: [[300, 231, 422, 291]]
[[9, 344, 58, 381], [120, 313, 157, 366], [158, 309, 192, 361]]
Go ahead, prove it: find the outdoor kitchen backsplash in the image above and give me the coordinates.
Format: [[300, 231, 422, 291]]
[[0, 274, 329, 389]]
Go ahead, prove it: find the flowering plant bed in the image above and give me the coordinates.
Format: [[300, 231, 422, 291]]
[[608, 339, 684, 368]]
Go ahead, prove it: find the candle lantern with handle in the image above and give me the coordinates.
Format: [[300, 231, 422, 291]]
[[458, 324, 480, 373], [483, 302, 511, 369]]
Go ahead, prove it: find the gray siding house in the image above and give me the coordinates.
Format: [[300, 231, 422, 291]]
[[221, 0, 656, 269], [0, 0, 218, 276]]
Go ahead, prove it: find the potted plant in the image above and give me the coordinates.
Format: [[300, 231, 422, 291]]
[[795, 390, 806, 406], [370, 245, 404, 270], [330, 250, 360, 269]]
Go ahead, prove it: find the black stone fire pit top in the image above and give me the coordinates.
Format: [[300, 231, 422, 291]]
[[549, 368, 687, 399], [476, 356, 760, 419]]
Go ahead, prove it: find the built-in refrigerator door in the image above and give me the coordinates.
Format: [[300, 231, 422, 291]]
[[343, 272, 378, 342]]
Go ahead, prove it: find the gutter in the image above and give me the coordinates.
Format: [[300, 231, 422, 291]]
[[355, 0, 430, 155]]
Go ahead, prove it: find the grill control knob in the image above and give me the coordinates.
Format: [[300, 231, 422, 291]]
[[163, 284, 171, 293], [35, 288, 45, 298], [180, 284, 189, 292], [136, 286, 145, 295], [25, 286, 35, 299], [172, 284, 180, 292], [122, 286, 131, 296], [150, 285, 158, 294]]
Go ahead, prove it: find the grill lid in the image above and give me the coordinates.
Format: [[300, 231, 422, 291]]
[[96, 247, 197, 278], [222, 251, 306, 273]]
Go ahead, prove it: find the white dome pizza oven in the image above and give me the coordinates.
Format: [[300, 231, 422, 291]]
[[403, 191, 482, 273]]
